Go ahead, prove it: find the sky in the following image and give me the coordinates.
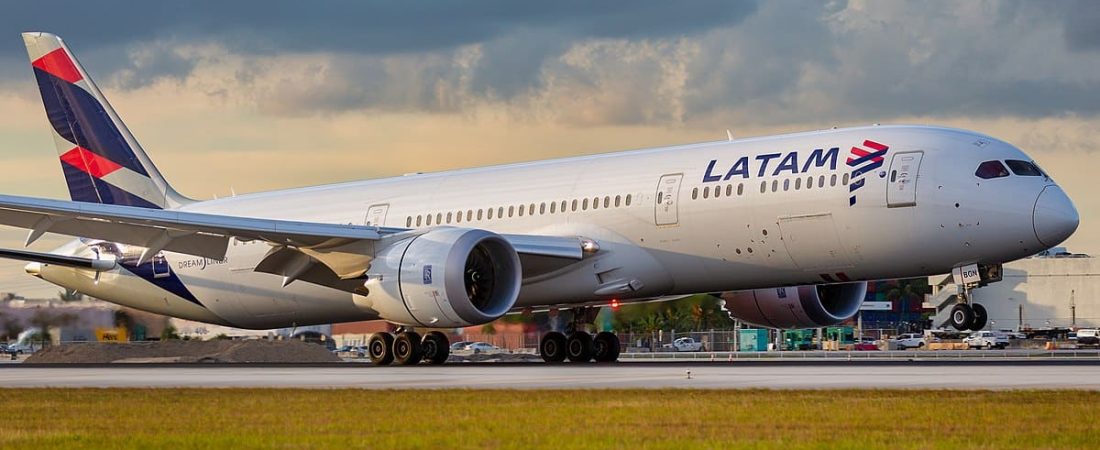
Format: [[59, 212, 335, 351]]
[[0, 0, 1098, 297]]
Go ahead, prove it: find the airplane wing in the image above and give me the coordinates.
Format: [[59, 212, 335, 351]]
[[0, 194, 588, 284]]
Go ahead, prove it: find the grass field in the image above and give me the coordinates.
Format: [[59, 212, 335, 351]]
[[0, 389, 1096, 449]]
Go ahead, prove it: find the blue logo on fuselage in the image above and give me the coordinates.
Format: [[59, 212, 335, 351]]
[[702, 147, 840, 183]]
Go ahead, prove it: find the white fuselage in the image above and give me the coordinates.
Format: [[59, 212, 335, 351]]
[[35, 125, 1077, 329]]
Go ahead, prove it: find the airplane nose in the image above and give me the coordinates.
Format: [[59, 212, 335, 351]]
[[24, 262, 41, 277], [1033, 185, 1079, 248]]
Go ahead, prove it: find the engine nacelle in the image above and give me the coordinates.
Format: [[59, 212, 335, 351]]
[[354, 228, 522, 328], [722, 282, 866, 329]]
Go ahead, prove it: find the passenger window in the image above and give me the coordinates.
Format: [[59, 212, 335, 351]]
[[1005, 160, 1043, 176], [550, 202, 556, 214], [783, 179, 789, 191], [656, 192, 664, 204], [446, 212, 452, 223], [518, 205, 524, 217], [455, 211, 462, 223], [830, 174, 837, 186], [771, 180, 778, 192], [406, 217, 412, 227], [842, 173, 849, 185], [625, 195, 632, 206], [436, 213, 442, 224], [477, 209, 484, 220], [807, 176, 813, 189], [604, 196, 610, 208], [614, 195, 621, 207], [529, 204, 535, 215], [427, 214, 433, 226], [714, 186, 721, 198], [692, 188, 698, 200], [488, 208, 495, 220], [819, 175, 826, 188], [737, 184, 743, 196], [795, 178, 801, 190], [467, 210, 473, 222], [561, 200, 568, 211], [725, 184, 732, 196], [540, 203, 546, 214], [760, 181, 767, 193], [498, 207, 504, 218], [583, 198, 589, 210], [703, 187, 710, 199], [975, 160, 1010, 179], [571, 200, 578, 211], [508, 206, 514, 217], [417, 215, 423, 227]]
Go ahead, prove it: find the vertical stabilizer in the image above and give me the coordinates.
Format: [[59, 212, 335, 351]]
[[22, 32, 191, 209]]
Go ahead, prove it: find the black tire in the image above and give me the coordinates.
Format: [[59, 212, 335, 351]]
[[421, 331, 450, 365], [368, 332, 394, 366], [393, 332, 423, 365], [540, 331, 568, 363], [593, 331, 621, 363], [950, 304, 974, 331], [970, 303, 988, 331], [566, 331, 594, 363]]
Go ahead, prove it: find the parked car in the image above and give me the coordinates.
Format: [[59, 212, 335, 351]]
[[5, 342, 33, 354], [963, 331, 1010, 349], [893, 333, 927, 350], [465, 342, 502, 354], [662, 337, 705, 352], [1076, 329, 1100, 347], [450, 341, 474, 352]]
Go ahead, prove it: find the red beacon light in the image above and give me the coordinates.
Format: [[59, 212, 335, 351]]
[[610, 299, 620, 311]]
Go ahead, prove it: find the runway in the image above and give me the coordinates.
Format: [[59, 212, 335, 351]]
[[2, 361, 1099, 389]]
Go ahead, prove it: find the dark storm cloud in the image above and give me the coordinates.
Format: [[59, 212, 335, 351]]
[[1061, 0, 1100, 51], [3, 1, 1100, 126], [0, 1, 758, 58]]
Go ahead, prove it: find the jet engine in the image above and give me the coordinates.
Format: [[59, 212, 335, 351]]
[[354, 227, 522, 328], [721, 282, 866, 329]]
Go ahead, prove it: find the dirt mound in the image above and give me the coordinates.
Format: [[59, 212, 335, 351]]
[[25, 340, 343, 364]]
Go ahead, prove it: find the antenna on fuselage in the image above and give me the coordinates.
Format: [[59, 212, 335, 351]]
[[726, 129, 734, 141]]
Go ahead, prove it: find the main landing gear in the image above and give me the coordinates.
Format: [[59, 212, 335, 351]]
[[367, 330, 450, 366], [539, 307, 622, 363]]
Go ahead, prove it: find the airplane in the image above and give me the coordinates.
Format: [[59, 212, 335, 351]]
[[0, 32, 1079, 365]]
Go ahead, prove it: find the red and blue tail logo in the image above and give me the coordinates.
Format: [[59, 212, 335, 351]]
[[845, 140, 888, 206], [24, 33, 187, 210]]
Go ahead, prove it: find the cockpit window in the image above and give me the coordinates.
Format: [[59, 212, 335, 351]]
[[1005, 160, 1043, 177], [975, 160, 1010, 179]]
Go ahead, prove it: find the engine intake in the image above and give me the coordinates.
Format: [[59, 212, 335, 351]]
[[355, 228, 522, 327], [721, 282, 866, 329]]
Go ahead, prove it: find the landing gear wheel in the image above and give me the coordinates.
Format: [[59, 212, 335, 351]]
[[421, 331, 450, 365], [368, 332, 395, 366], [566, 331, 594, 363], [393, 331, 423, 365], [540, 332, 568, 363], [949, 303, 974, 331], [593, 331, 621, 363], [970, 303, 988, 331]]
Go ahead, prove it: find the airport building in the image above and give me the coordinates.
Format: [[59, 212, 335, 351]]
[[929, 249, 1099, 330]]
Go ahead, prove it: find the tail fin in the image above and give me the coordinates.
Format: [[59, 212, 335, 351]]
[[22, 32, 191, 209]]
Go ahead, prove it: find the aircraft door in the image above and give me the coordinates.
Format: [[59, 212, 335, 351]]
[[654, 173, 683, 226], [886, 151, 923, 208], [365, 204, 389, 227]]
